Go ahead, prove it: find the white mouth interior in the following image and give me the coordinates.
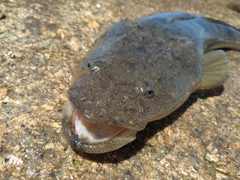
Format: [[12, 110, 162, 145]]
[[63, 101, 137, 144], [72, 109, 126, 143]]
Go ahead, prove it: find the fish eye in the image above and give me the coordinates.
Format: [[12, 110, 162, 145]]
[[136, 80, 155, 99], [87, 63, 91, 68], [147, 90, 155, 98], [87, 60, 106, 72]]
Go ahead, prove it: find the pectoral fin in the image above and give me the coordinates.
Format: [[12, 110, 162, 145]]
[[198, 50, 229, 90]]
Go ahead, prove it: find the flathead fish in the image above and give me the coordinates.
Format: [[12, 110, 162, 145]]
[[62, 12, 240, 153]]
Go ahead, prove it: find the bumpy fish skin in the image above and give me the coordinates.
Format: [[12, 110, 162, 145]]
[[62, 12, 240, 153]]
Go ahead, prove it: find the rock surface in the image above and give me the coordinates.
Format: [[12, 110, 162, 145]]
[[0, 0, 240, 179]]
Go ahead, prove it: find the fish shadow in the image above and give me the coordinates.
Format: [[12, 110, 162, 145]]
[[75, 86, 224, 163]]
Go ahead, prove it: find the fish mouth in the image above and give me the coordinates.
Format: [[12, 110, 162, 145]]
[[62, 101, 137, 153], [72, 107, 127, 143]]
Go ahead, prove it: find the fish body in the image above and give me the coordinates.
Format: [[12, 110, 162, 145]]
[[62, 12, 240, 153]]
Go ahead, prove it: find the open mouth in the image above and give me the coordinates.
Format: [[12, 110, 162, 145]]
[[63, 101, 136, 144], [72, 108, 127, 143]]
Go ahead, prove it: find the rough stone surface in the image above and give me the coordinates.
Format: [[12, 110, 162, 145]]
[[1, 0, 240, 179]]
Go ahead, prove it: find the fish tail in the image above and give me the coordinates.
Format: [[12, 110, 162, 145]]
[[203, 17, 240, 51]]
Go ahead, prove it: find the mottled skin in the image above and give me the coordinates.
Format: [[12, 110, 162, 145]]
[[62, 12, 240, 153]]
